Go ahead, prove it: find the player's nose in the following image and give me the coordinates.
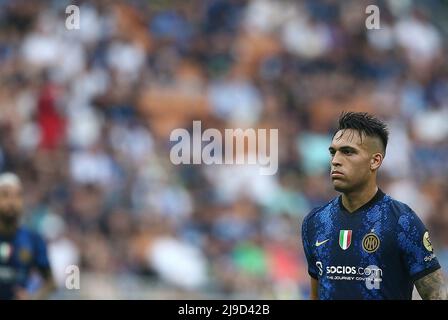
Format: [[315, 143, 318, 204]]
[[331, 153, 342, 167]]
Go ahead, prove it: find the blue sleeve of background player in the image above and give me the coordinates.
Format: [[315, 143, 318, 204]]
[[302, 216, 318, 279], [33, 233, 51, 274], [396, 205, 441, 282]]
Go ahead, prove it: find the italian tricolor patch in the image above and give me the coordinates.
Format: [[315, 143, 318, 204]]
[[339, 230, 352, 250], [0, 243, 12, 261]]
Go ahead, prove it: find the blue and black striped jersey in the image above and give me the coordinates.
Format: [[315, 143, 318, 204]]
[[302, 189, 441, 300], [0, 227, 51, 300]]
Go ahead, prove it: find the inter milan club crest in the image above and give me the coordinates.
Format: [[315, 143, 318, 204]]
[[339, 230, 352, 250], [362, 233, 380, 253], [19, 248, 32, 264]]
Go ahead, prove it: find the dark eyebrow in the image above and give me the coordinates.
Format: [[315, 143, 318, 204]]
[[329, 146, 359, 153]]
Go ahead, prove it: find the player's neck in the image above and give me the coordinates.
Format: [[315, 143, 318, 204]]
[[341, 184, 379, 213]]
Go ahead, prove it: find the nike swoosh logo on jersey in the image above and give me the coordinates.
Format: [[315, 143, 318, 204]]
[[315, 239, 329, 247]]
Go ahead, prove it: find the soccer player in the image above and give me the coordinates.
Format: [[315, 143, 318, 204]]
[[0, 173, 56, 299], [301, 112, 447, 300]]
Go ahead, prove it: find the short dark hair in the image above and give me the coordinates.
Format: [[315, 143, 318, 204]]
[[336, 111, 389, 155]]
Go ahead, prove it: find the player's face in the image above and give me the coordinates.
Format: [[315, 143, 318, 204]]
[[0, 184, 24, 226], [329, 129, 374, 193]]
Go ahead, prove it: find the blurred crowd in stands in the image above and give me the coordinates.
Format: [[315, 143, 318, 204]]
[[0, 0, 447, 298]]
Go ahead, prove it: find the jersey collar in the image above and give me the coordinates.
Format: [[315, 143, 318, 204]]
[[338, 188, 385, 215]]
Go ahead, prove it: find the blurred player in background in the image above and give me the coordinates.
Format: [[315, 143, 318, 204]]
[[302, 112, 447, 300], [0, 173, 55, 300]]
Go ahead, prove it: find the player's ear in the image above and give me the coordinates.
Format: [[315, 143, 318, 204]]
[[370, 153, 383, 171]]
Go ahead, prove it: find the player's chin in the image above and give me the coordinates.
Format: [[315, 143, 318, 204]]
[[332, 180, 350, 193]]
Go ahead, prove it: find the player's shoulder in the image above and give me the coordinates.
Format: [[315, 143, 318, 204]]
[[17, 226, 46, 243], [382, 193, 421, 223], [303, 196, 339, 226]]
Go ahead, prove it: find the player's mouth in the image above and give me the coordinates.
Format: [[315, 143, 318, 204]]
[[331, 170, 344, 178]]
